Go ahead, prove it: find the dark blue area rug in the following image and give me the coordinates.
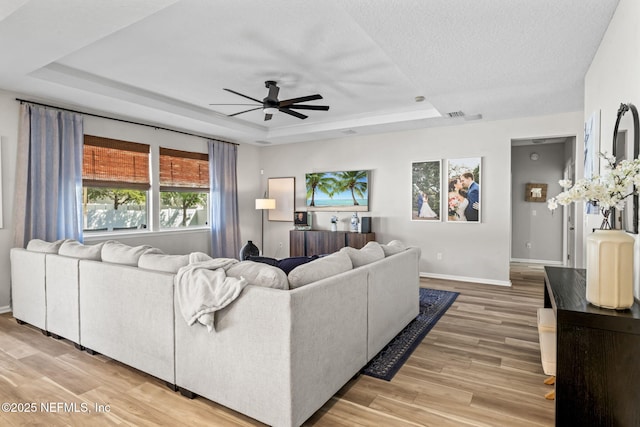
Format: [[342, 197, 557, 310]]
[[362, 287, 459, 381]]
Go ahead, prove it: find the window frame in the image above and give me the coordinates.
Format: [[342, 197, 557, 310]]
[[158, 147, 210, 230], [82, 135, 151, 233]]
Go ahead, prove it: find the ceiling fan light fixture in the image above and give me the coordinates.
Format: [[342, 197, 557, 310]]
[[263, 107, 278, 115]]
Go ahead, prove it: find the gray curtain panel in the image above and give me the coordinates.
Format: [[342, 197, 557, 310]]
[[208, 140, 240, 258], [13, 103, 84, 247]]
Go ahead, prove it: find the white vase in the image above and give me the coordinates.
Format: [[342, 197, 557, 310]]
[[331, 223, 337, 232], [586, 229, 635, 309]]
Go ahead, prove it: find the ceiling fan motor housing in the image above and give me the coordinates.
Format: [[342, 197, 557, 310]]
[[215, 80, 329, 121]]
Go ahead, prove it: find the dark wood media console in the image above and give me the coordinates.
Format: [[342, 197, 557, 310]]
[[290, 230, 375, 257], [544, 266, 640, 426]]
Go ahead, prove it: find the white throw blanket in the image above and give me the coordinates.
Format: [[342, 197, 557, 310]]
[[176, 257, 247, 332]]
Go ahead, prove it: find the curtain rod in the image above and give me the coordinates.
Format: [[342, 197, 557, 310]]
[[15, 98, 239, 146]]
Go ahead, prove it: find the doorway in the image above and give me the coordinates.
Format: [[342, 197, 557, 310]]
[[511, 137, 575, 265]]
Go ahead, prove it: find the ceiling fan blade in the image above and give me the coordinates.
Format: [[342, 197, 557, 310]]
[[279, 94, 322, 107], [285, 104, 330, 111], [279, 108, 308, 120], [266, 81, 280, 100], [264, 113, 273, 121], [209, 103, 261, 106], [228, 107, 262, 117], [223, 88, 263, 104]]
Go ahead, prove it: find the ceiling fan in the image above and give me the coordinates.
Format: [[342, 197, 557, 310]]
[[210, 80, 330, 121]]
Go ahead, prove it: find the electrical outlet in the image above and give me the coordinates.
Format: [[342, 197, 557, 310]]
[[436, 252, 443, 260], [526, 242, 532, 249], [279, 242, 283, 248]]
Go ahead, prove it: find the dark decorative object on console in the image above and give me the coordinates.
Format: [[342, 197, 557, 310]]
[[239, 241, 259, 260], [360, 216, 372, 233]]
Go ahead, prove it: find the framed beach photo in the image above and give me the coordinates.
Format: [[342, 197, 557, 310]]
[[411, 160, 441, 221], [306, 170, 369, 212], [446, 157, 481, 223]]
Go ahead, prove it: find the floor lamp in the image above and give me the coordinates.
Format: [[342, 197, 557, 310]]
[[255, 197, 276, 255]]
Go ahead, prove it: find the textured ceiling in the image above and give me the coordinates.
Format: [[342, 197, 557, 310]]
[[0, 0, 620, 145]]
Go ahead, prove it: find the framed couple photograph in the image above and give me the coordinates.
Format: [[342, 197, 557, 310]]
[[446, 157, 481, 223], [411, 160, 441, 221]]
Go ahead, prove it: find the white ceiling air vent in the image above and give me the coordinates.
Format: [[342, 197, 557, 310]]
[[447, 111, 465, 118], [342, 129, 357, 135], [255, 140, 271, 145]]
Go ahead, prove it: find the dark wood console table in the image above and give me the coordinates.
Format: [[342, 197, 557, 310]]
[[544, 266, 640, 426], [289, 230, 375, 257]]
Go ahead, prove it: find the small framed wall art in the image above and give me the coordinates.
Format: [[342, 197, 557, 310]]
[[525, 183, 548, 202], [268, 177, 295, 221]]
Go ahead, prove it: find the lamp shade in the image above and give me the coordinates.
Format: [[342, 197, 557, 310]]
[[255, 198, 276, 210]]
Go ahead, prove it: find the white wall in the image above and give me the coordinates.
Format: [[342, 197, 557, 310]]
[[0, 89, 262, 310], [0, 91, 20, 312], [260, 112, 583, 285], [584, 0, 640, 298], [511, 143, 566, 264]]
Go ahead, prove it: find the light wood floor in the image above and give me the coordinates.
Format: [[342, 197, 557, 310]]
[[0, 263, 553, 426]]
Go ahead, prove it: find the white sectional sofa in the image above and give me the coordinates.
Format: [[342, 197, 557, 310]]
[[10, 239, 420, 427]]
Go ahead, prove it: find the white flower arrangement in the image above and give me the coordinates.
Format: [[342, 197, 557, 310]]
[[547, 152, 640, 229]]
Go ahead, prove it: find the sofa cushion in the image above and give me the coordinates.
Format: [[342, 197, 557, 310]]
[[138, 253, 190, 274], [380, 240, 408, 257], [59, 240, 104, 260], [246, 255, 278, 267], [341, 241, 385, 267], [101, 241, 162, 266], [26, 239, 66, 254], [226, 261, 289, 290], [288, 251, 352, 289]]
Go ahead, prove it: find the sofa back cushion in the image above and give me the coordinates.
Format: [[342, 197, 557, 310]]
[[138, 253, 190, 274], [26, 239, 66, 254], [226, 261, 289, 290], [101, 241, 161, 266], [341, 241, 385, 267], [380, 240, 408, 257], [59, 240, 104, 260], [288, 251, 352, 289]]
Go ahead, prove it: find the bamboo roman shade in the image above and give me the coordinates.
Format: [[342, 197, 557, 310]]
[[83, 135, 150, 190], [159, 147, 209, 191]]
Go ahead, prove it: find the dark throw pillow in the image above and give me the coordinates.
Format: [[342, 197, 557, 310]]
[[277, 255, 319, 275], [248, 255, 319, 275]]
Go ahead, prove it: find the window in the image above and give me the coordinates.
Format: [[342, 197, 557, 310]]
[[159, 147, 209, 228], [82, 135, 149, 231]]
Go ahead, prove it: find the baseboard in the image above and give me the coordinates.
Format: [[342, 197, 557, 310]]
[[420, 272, 512, 287], [511, 258, 563, 266], [0, 305, 11, 314]]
